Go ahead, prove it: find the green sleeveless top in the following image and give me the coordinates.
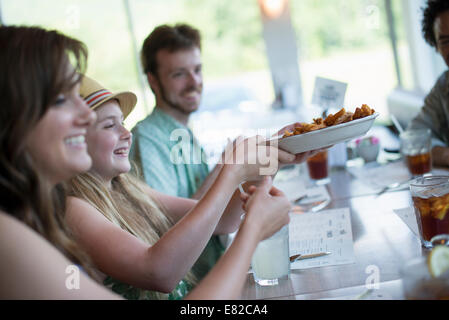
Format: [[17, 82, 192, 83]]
[[103, 276, 193, 300]]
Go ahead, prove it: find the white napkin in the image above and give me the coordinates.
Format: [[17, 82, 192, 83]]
[[392, 207, 419, 236]]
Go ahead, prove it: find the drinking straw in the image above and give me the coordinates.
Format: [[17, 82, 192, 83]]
[[390, 114, 404, 134]]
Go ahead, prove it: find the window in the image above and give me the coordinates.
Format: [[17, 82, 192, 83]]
[[3, 0, 430, 129], [290, 0, 412, 123], [2, 0, 273, 129], [2, 0, 145, 129]]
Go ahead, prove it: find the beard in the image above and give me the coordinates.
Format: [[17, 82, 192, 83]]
[[157, 78, 202, 115]]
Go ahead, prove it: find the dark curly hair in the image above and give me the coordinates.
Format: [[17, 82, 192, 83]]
[[422, 0, 449, 48]]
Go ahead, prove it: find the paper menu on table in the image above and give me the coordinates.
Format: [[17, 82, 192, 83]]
[[289, 208, 355, 270]]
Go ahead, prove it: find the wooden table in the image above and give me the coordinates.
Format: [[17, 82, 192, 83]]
[[241, 164, 434, 300]]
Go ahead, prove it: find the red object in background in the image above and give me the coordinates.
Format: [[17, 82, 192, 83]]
[[307, 151, 328, 180]]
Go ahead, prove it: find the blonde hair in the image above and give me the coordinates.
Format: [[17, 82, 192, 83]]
[[66, 170, 197, 299]]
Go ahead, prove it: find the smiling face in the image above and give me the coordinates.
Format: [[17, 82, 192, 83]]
[[434, 10, 449, 67], [149, 47, 203, 116], [26, 81, 96, 184], [86, 100, 132, 182]]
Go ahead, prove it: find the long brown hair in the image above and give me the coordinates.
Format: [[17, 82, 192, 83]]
[[0, 26, 94, 272]]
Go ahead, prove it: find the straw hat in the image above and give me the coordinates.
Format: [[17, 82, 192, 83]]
[[79, 76, 137, 119]]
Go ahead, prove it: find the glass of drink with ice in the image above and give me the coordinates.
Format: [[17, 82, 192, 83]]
[[410, 176, 449, 248], [400, 129, 432, 177], [251, 224, 290, 286]]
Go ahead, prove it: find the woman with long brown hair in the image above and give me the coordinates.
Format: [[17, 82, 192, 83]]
[[0, 25, 120, 299]]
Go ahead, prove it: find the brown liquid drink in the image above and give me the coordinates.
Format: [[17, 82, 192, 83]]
[[400, 129, 432, 177], [412, 194, 449, 242], [410, 176, 449, 248], [406, 153, 432, 176], [307, 151, 328, 180]]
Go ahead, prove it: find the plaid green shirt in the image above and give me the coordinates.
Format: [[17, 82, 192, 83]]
[[130, 107, 224, 282], [130, 107, 209, 198]]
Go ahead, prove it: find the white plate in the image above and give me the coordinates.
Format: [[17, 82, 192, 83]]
[[275, 113, 379, 154]]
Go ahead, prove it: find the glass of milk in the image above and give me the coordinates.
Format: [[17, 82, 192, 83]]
[[251, 224, 290, 286]]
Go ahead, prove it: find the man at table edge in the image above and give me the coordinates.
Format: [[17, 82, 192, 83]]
[[408, 0, 449, 167]]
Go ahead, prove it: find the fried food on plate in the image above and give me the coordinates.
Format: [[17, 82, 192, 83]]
[[282, 104, 375, 138]]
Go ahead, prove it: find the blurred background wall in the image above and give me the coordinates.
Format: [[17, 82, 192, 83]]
[[1, 0, 444, 133]]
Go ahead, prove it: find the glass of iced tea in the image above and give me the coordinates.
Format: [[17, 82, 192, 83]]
[[400, 129, 432, 177], [306, 150, 330, 185], [410, 176, 449, 248]]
